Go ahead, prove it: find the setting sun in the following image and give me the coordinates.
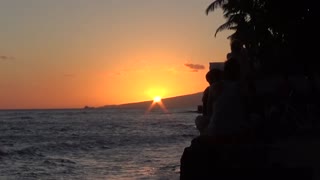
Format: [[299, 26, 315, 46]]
[[153, 96, 162, 103], [146, 95, 168, 114]]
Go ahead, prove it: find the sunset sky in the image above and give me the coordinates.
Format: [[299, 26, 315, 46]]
[[0, 0, 232, 109]]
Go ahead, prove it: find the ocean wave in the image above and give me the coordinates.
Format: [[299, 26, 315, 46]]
[[15, 146, 44, 157], [0, 108, 195, 179], [0, 149, 8, 156], [20, 116, 33, 120], [43, 158, 76, 166], [0, 146, 44, 159]]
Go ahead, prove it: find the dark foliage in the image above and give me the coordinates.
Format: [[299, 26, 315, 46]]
[[206, 0, 318, 75]]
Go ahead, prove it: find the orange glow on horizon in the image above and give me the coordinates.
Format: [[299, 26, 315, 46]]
[[0, 0, 231, 109]]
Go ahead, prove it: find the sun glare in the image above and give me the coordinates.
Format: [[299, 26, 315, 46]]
[[153, 96, 162, 103], [146, 96, 168, 114]]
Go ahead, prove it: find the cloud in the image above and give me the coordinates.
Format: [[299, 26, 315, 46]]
[[1, 55, 14, 61], [1, 56, 9, 60], [184, 63, 205, 72]]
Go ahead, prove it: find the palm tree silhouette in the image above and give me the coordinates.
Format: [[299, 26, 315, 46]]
[[206, 0, 266, 63], [206, 0, 317, 74]]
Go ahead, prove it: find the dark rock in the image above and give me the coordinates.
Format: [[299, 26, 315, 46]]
[[180, 135, 313, 180]]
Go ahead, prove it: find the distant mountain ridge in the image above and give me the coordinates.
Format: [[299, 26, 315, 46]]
[[101, 92, 203, 110]]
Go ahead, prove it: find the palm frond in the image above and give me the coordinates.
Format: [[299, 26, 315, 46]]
[[206, 0, 227, 15], [215, 21, 236, 37]]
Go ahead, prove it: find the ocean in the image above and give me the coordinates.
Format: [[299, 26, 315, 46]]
[[0, 108, 199, 180]]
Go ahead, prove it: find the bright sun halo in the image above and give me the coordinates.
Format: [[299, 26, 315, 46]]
[[153, 96, 162, 103]]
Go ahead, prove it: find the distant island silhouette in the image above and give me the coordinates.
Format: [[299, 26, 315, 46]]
[[100, 92, 203, 110]]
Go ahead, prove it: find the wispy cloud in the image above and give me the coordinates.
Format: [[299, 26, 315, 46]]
[[1, 55, 15, 61], [184, 63, 205, 72]]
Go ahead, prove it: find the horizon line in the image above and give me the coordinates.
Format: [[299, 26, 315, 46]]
[[0, 91, 203, 111]]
